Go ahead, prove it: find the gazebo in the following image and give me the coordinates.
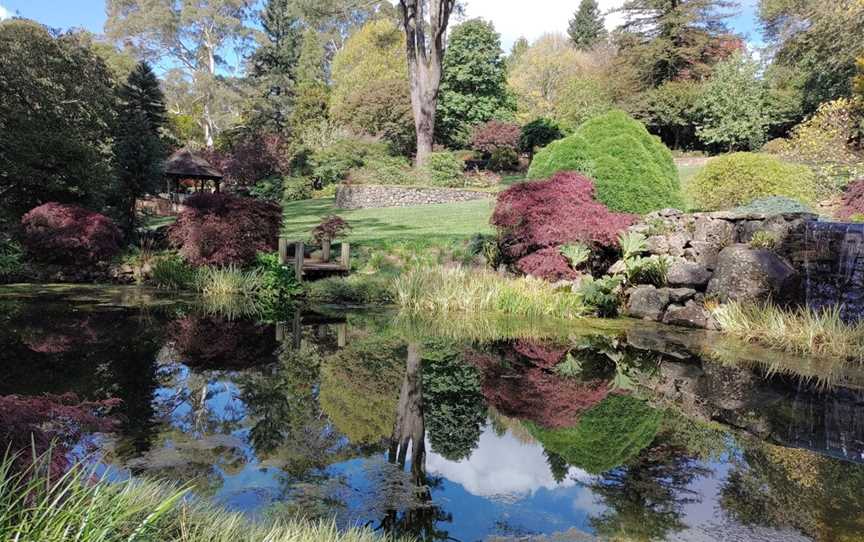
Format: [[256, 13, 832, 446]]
[[164, 148, 224, 197]]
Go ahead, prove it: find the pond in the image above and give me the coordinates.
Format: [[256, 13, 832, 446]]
[[2, 285, 864, 542]]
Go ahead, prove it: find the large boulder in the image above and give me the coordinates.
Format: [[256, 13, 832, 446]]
[[626, 285, 671, 321], [667, 262, 712, 288], [663, 300, 717, 329], [707, 244, 799, 303]]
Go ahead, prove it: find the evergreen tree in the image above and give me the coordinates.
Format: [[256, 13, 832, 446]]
[[113, 61, 167, 233], [436, 18, 515, 148], [247, 0, 302, 133], [614, 0, 740, 88], [568, 0, 607, 50], [290, 29, 330, 133]]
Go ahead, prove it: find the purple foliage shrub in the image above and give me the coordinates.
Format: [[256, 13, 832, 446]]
[[20, 203, 122, 264]]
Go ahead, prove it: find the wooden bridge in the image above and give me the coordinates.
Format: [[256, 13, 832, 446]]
[[278, 237, 351, 282]]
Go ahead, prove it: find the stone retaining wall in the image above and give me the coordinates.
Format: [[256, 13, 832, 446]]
[[335, 184, 491, 210]]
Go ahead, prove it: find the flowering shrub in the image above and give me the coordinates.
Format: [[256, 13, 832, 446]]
[[168, 193, 281, 266], [492, 172, 635, 280], [20, 203, 122, 264], [0, 393, 119, 476], [311, 215, 352, 243], [839, 178, 864, 220], [471, 120, 521, 154]]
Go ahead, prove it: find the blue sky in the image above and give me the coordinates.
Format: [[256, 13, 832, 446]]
[[0, 0, 764, 50]]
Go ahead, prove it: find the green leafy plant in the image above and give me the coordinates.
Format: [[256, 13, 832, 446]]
[[151, 254, 196, 290], [575, 275, 624, 317], [749, 231, 780, 250], [559, 243, 591, 269], [0, 239, 23, 279], [255, 252, 302, 304], [625, 254, 671, 286], [618, 231, 647, 260], [423, 151, 466, 187], [282, 176, 313, 202]]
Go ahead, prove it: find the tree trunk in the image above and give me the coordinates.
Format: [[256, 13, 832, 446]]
[[399, 0, 455, 169]]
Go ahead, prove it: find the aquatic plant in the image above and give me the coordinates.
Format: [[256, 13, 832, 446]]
[[713, 302, 864, 360], [194, 265, 265, 297], [0, 453, 408, 542], [394, 265, 587, 319], [305, 274, 394, 305]]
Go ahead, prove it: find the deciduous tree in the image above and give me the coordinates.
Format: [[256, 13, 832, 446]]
[[105, 0, 256, 147], [397, 0, 459, 167]]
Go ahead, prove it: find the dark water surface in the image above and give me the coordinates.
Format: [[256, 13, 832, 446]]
[[2, 285, 864, 542]]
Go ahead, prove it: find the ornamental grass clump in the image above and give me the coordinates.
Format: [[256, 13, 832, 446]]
[[393, 265, 586, 319], [0, 452, 407, 542], [713, 301, 864, 360]]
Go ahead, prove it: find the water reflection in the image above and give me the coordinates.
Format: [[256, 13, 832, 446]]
[[3, 286, 864, 541]]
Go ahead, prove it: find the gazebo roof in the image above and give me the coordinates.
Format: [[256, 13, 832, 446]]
[[164, 148, 223, 180]]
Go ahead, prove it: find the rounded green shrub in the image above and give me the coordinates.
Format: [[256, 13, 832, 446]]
[[525, 394, 663, 474], [687, 153, 818, 211], [526, 110, 681, 214]]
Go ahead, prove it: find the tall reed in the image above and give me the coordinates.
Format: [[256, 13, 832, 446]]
[[713, 301, 864, 360], [0, 452, 408, 542], [393, 265, 586, 319]]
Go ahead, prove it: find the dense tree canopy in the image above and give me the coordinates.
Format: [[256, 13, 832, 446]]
[[436, 19, 514, 148], [0, 20, 116, 215], [330, 19, 414, 154], [614, 0, 741, 88]]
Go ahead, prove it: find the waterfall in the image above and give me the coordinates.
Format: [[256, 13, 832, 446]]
[[803, 221, 864, 322]]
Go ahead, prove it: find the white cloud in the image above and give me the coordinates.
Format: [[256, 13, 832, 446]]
[[425, 425, 594, 500], [0, 4, 11, 20], [460, 0, 626, 50]]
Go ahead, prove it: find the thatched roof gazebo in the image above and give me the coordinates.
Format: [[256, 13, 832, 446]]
[[164, 148, 224, 195]]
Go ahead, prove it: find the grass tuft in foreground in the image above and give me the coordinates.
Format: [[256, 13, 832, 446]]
[[0, 452, 406, 542], [393, 265, 585, 319], [713, 301, 864, 360]]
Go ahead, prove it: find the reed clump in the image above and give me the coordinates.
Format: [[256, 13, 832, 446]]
[[0, 452, 408, 542], [713, 301, 864, 360], [393, 265, 586, 319]]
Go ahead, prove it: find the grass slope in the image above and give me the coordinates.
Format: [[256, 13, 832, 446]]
[[282, 197, 495, 247]]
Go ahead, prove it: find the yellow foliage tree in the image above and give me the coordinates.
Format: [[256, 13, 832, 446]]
[[507, 34, 596, 123]]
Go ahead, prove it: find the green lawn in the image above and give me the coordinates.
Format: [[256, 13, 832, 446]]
[[282, 197, 496, 247]]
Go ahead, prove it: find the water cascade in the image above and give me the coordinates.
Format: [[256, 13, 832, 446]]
[[802, 221, 864, 321]]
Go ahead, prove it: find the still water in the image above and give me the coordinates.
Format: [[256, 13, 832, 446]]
[[1, 285, 863, 542]]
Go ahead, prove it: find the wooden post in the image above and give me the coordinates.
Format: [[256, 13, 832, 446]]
[[294, 241, 304, 282], [340, 242, 350, 269], [292, 310, 302, 350], [278, 237, 289, 265], [321, 239, 331, 262], [337, 323, 347, 348]]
